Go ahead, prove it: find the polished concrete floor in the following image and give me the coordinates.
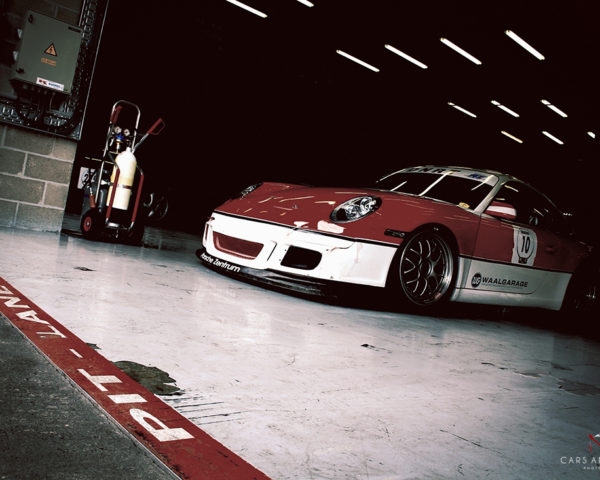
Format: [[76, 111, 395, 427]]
[[1, 219, 600, 479]]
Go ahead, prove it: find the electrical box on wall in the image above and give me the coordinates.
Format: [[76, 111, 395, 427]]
[[11, 11, 83, 95]]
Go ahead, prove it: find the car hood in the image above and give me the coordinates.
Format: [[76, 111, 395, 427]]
[[217, 183, 382, 221], [214, 182, 478, 245]]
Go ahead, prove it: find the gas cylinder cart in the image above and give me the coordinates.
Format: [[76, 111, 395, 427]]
[[80, 100, 165, 243]]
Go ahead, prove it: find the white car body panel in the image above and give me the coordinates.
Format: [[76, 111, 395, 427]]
[[204, 213, 573, 310], [451, 257, 571, 310], [204, 212, 397, 287]]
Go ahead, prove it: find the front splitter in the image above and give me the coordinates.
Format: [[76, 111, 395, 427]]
[[196, 248, 348, 298]]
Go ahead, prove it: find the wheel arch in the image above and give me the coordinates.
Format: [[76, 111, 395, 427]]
[[416, 223, 458, 250], [385, 223, 459, 285], [402, 223, 460, 257]]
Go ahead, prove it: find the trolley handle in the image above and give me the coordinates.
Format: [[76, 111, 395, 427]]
[[133, 118, 165, 152], [147, 118, 165, 136], [110, 105, 122, 124]]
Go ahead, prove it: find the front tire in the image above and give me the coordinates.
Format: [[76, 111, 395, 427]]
[[395, 228, 457, 308]]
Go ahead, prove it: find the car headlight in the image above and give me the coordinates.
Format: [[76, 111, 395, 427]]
[[330, 196, 381, 223]]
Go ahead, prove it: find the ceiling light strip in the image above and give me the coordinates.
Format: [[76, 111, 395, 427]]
[[336, 50, 380, 72], [541, 131, 564, 145], [384, 44, 428, 69], [225, 0, 267, 18], [501, 130, 523, 143], [505, 30, 545, 60], [448, 102, 477, 118], [588, 131, 596, 139], [541, 99, 568, 118], [440, 38, 482, 65], [491, 100, 519, 118], [296, 0, 314, 6]]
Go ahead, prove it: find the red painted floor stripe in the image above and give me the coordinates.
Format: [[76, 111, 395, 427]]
[[0, 277, 271, 480]]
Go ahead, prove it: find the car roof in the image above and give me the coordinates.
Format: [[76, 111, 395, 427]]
[[391, 165, 562, 210], [395, 165, 516, 182]]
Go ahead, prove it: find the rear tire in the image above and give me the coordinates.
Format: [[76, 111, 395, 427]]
[[561, 263, 600, 320], [394, 228, 457, 308]]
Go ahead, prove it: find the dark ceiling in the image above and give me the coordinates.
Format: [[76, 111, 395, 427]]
[[80, 0, 599, 229]]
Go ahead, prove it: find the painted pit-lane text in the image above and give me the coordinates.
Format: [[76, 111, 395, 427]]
[[0, 283, 194, 444], [0, 285, 66, 338]]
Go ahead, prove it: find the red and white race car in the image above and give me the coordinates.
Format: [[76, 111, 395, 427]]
[[197, 166, 598, 315]]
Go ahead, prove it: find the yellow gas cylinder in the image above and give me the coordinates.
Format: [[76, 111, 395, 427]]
[[108, 147, 137, 210]]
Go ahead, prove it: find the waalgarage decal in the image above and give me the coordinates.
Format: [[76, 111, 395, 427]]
[[471, 272, 528, 289], [200, 251, 241, 273]]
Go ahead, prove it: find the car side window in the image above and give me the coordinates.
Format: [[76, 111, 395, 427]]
[[492, 182, 562, 233]]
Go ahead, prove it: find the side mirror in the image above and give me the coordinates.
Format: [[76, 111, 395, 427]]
[[485, 200, 517, 221]]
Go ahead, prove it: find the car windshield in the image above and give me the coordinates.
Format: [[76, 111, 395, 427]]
[[374, 167, 499, 210]]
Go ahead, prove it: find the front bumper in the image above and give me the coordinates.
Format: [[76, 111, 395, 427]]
[[201, 212, 398, 288], [196, 248, 345, 297]]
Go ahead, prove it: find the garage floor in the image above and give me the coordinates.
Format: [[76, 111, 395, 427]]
[[1, 218, 600, 479]]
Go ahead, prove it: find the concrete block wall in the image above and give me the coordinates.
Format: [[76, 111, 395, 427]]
[[0, 0, 84, 232], [0, 124, 77, 231]]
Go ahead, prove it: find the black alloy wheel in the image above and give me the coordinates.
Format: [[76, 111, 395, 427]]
[[397, 229, 456, 307]]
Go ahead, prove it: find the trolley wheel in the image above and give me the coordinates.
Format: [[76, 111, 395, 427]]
[[80, 208, 103, 239]]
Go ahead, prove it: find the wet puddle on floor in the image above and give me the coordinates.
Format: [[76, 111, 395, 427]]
[[114, 360, 181, 395]]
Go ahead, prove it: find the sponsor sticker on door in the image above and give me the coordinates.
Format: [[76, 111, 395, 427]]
[[512, 227, 537, 266]]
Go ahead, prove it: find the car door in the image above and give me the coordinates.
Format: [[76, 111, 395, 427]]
[[467, 181, 568, 297]]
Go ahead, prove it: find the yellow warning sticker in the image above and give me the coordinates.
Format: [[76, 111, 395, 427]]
[[44, 44, 57, 56], [41, 57, 57, 67]]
